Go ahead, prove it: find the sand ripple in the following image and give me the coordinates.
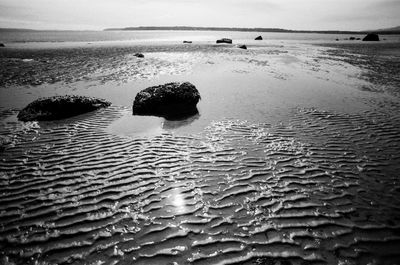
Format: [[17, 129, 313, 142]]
[[0, 104, 400, 265], [319, 42, 400, 97]]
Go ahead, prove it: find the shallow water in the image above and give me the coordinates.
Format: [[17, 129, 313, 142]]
[[2, 30, 399, 44], [1, 33, 400, 265]]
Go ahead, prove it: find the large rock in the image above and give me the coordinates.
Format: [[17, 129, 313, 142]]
[[362, 33, 379, 41], [255, 36, 262, 40], [18, 95, 111, 121], [132, 82, 200, 119], [0, 43, 5, 47], [216, 38, 232, 44]]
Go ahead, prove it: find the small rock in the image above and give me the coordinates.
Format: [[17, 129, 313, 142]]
[[238, 45, 247, 49], [132, 82, 200, 120], [356, 38, 361, 40], [216, 38, 232, 44], [183, 41, 192, 43], [134, 53, 144, 58], [18, 95, 111, 121], [349, 37, 356, 40], [255, 36, 262, 40], [362, 33, 379, 41], [0, 43, 5, 47], [335, 38, 339, 41]]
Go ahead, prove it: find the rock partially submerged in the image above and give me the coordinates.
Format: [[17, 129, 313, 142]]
[[255, 36, 262, 40], [238, 45, 247, 49], [216, 38, 232, 44], [18, 95, 111, 121], [132, 82, 201, 119], [362, 33, 379, 41], [183, 40, 192, 43], [134, 53, 144, 58]]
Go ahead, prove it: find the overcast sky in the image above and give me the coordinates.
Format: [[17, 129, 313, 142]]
[[0, 0, 399, 31]]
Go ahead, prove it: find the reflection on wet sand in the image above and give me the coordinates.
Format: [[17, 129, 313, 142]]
[[163, 113, 200, 130], [167, 188, 188, 215]]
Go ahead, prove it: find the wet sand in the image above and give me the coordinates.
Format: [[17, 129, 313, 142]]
[[1, 39, 400, 265]]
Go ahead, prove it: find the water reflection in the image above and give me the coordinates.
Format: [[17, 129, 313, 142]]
[[106, 111, 164, 137], [163, 112, 200, 130], [166, 188, 187, 215]]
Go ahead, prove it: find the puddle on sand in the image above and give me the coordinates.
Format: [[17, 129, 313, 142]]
[[106, 110, 165, 137], [106, 109, 201, 137]]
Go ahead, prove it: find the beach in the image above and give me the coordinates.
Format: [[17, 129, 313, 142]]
[[1, 31, 400, 265]]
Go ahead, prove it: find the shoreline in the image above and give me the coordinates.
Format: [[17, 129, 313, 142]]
[[1, 30, 399, 47]]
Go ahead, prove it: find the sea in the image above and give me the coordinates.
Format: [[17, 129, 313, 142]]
[[1, 30, 400, 265], [1, 29, 400, 44]]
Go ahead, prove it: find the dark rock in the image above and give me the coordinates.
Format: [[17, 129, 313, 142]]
[[132, 82, 201, 120], [356, 38, 361, 40], [216, 38, 232, 44], [18, 95, 111, 121], [134, 53, 144, 58], [183, 41, 192, 43], [238, 45, 247, 49], [335, 38, 339, 41], [349, 37, 356, 40], [362, 33, 379, 41], [0, 43, 5, 47], [255, 36, 263, 40]]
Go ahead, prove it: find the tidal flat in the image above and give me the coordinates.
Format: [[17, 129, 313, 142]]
[[1, 34, 400, 265]]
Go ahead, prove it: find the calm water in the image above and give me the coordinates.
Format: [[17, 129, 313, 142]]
[[1, 30, 400, 265], [2, 30, 400, 44]]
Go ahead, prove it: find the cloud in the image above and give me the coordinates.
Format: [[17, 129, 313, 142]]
[[319, 0, 400, 30], [0, 0, 398, 30]]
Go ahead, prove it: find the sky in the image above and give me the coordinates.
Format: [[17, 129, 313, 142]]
[[0, 0, 399, 31]]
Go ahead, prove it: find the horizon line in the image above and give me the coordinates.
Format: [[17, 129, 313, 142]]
[[0, 25, 399, 34]]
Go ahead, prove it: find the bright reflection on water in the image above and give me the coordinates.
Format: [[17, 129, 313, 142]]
[[166, 188, 188, 215]]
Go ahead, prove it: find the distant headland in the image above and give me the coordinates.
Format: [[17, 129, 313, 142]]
[[103, 26, 400, 35], [0, 26, 399, 34]]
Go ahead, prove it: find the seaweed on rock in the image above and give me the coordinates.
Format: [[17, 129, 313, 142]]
[[18, 95, 111, 121]]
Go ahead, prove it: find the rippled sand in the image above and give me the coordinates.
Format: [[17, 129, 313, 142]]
[[1, 40, 400, 265]]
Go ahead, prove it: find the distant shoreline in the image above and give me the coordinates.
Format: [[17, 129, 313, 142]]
[[1, 26, 399, 35], [103, 26, 400, 35]]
